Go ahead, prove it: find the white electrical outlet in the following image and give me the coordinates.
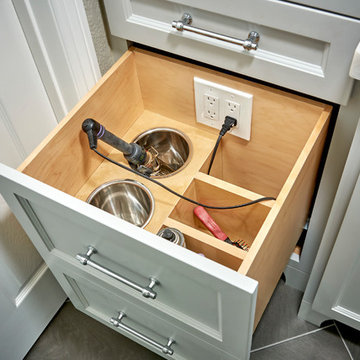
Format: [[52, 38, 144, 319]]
[[194, 77, 253, 140], [224, 99, 241, 120], [204, 93, 219, 121]]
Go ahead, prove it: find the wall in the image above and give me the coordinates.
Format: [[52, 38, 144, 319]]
[[82, 0, 127, 74]]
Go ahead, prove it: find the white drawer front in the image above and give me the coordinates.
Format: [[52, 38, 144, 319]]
[[281, 0, 360, 19], [0, 163, 257, 360], [104, 0, 360, 104], [51, 258, 242, 360]]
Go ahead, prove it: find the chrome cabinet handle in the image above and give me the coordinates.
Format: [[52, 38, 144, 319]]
[[110, 312, 175, 355], [76, 246, 158, 299], [172, 13, 260, 51]]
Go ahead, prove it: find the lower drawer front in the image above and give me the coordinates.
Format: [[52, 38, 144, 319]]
[[48, 250, 255, 359], [51, 258, 240, 360]]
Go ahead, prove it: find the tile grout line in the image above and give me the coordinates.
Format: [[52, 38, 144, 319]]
[[334, 322, 354, 360], [250, 324, 335, 353]]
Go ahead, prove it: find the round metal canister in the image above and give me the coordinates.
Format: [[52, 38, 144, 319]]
[[157, 227, 186, 247], [86, 179, 154, 228]]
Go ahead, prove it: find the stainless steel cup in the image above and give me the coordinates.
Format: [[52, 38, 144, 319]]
[[132, 128, 192, 178], [86, 179, 154, 228]]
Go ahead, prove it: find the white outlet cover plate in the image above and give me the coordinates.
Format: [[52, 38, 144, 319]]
[[194, 77, 253, 140]]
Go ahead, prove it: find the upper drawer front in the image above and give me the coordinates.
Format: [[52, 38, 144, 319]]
[[104, 0, 360, 104]]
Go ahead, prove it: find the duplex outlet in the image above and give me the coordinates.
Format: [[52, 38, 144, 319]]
[[224, 99, 240, 120], [204, 94, 219, 121], [194, 77, 253, 140]]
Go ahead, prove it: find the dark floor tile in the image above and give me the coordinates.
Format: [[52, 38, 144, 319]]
[[252, 279, 318, 350], [25, 301, 162, 360], [250, 325, 351, 360], [336, 322, 360, 360]]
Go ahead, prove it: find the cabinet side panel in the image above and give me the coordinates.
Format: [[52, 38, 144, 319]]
[[18, 51, 144, 196], [240, 108, 331, 328], [312, 172, 360, 330]]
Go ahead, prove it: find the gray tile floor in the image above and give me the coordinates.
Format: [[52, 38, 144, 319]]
[[250, 280, 360, 360], [25, 279, 360, 360]]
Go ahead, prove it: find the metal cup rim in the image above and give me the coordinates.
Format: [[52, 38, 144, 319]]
[[131, 127, 192, 179], [86, 179, 155, 228]]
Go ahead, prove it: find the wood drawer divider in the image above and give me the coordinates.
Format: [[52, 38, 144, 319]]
[[163, 218, 247, 262], [194, 172, 275, 208]]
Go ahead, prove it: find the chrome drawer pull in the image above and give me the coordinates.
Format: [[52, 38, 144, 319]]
[[110, 312, 175, 355], [76, 246, 158, 299], [172, 13, 260, 51]]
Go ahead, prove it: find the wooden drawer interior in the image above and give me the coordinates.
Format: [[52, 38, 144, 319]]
[[169, 178, 271, 248], [18, 47, 331, 328]]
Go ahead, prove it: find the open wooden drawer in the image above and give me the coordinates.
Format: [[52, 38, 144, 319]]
[[0, 48, 331, 360]]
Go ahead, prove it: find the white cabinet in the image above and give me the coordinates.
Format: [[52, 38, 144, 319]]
[[312, 172, 360, 330], [299, 116, 360, 331], [0, 45, 331, 359], [2, 0, 360, 358]]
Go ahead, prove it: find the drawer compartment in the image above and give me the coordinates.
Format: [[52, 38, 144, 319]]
[[0, 47, 331, 359], [169, 178, 271, 248]]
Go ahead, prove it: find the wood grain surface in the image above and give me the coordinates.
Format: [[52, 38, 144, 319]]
[[163, 217, 246, 268], [240, 107, 331, 328], [134, 48, 328, 196], [169, 178, 271, 246], [19, 51, 144, 196]]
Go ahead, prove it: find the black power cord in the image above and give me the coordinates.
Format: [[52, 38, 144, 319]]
[[207, 135, 222, 175], [93, 149, 276, 210], [207, 116, 237, 175]]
